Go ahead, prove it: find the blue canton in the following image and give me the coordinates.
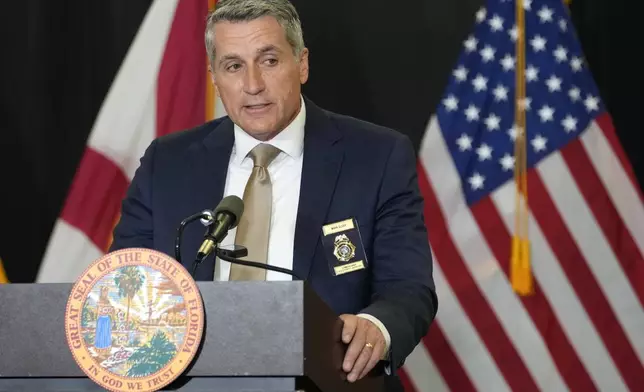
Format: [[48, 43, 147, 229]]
[[437, 0, 605, 205]]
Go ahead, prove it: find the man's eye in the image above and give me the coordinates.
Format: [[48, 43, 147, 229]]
[[264, 58, 278, 66], [226, 63, 241, 72]]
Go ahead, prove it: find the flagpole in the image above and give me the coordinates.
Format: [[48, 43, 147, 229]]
[[511, 0, 533, 295]]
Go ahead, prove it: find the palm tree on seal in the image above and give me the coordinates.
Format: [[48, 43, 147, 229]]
[[114, 266, 144, 324]]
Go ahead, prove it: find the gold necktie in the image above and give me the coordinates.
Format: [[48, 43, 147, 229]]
[[229, 143, 281, 281]]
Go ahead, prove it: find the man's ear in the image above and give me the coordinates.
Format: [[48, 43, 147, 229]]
[[298, 48, 309, 84], [209, 65, 217, 86]]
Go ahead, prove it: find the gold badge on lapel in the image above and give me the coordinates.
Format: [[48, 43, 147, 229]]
[[321, 218, 368, 276], [333, 234, 356, 262]]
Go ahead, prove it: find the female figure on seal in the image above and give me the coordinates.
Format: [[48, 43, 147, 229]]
[[94, 285, 114, 356]]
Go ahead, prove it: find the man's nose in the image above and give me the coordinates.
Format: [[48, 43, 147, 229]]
[[243, 64, 265, 95]]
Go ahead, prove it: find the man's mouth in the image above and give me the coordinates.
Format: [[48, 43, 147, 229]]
[[244, 103, 272, 113]]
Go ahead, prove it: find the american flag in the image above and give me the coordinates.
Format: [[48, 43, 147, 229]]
[[403, 0, 644, 391]]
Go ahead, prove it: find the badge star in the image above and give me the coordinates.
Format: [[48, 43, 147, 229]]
[[456, 133, 473, 151], [468, 172, 485, 190]]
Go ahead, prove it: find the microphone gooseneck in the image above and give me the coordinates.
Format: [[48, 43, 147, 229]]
[[175, 209, 214, 264]]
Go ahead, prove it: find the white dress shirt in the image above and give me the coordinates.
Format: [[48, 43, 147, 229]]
[[214, 96, 391, 362], [214, 96, 305, 281]]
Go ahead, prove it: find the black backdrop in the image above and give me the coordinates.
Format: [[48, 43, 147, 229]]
[[2, 0, 641, 282]]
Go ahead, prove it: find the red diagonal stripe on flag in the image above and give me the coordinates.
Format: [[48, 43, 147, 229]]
[[594, 114, 644, 202], [471, 195, 597, 391], [418, 163, 539, 392], [561, 135, 644, 308], [527, 167, 644, 390], [423, 323, 476, 391], [157, 0, 208, 137], [60, 148, 129, 252]]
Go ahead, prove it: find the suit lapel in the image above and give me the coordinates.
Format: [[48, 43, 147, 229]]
[[293, 99, 344, 280], [183, 118, 234, 280], [189, 118, 235, 210]]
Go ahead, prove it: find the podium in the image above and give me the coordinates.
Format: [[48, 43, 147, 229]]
[[0, 281, 384, 392]]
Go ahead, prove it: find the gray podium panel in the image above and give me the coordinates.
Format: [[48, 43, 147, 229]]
[[0, 281, 383, 392]]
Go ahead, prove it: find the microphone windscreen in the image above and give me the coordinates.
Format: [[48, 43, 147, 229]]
[[214, 195, 244, 228]]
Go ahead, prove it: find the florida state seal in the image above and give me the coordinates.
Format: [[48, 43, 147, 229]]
[[64, 248, 204, 392]]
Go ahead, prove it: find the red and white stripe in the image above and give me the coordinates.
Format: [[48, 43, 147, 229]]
[[37, 0, 217, 282], [401, 112, 644, 391]]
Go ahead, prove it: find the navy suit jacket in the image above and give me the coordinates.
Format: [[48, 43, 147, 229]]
[[110, 98, 437, 381]]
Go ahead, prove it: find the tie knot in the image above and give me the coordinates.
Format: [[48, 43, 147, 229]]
[[249, 143, 281, 168]]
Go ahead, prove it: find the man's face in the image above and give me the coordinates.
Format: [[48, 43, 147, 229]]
[[210, 16, 309, 140]]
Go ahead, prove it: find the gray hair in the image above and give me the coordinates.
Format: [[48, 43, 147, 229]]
[[205, 0, 305, 67]]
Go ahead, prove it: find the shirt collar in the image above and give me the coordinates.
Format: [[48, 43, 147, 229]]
[[232, 95, 306, 166]]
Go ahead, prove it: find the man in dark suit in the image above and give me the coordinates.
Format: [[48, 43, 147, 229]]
[[110, 0, 437, 389]]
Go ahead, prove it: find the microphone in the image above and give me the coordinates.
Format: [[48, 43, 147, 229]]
[[195, 195, 244, 263], [185, 195, 303, 281]]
